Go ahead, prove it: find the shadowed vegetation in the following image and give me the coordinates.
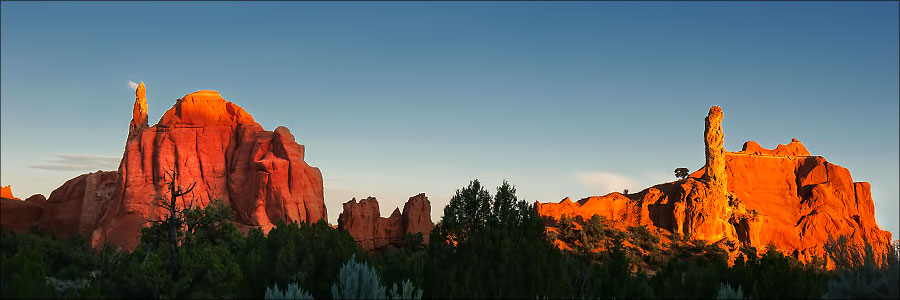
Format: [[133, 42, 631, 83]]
[[2, 179, 897, 299]]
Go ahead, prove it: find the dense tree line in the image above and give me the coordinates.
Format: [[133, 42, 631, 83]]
[[2, 179, 898, 299]]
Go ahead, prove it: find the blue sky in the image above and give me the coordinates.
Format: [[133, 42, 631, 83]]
[[2, 1, 898, 236]]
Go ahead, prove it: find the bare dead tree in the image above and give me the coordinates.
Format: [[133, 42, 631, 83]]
[[145, 168, 196, 272]]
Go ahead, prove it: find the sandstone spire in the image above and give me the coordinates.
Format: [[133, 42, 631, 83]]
[[129, 82, 148, 136], [704, 106, 727, 196]]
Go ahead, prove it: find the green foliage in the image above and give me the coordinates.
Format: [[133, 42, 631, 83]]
[[426, 180, 567, 298], [331, 254, 386, 299], [725, 245, 828, 299], [173, 242, 242, 298], [583, 236, 655, 299], [1, 240, 55, 299], [438, 179, 493, 242], [265, 282, 314, 300], [400, 233, 424, 252], [651, 250, 724, 299], [0, 230, 99, 299], [96, 244, 169, 299], [371, 246, 426, 294], [254, 219, 365, 299]]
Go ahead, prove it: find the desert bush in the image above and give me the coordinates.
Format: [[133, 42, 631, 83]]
[[265, 282, 314, 299], [823, 237, 899, 299], [331, 254, 387, 299], [388, 279, 423, 300], [716, 282, 743, 299]]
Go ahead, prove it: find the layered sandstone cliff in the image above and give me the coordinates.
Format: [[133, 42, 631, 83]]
[[537, 106, 893, 264], [337, 193, 434, 251], [0, 84, 327, 250]]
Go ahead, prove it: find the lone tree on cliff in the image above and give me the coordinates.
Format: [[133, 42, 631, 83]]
[[674, 167, 690, 180], [144, 168, 196, 272]]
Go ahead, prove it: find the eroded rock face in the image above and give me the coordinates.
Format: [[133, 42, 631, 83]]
[[89, 87, 326, 250], [0, 85, 327, 251], [537, 106, 893, 265], [39, 171, 119, 239], [337, 193, 434, 251]]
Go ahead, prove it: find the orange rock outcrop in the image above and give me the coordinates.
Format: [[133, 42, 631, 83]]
[[337, 193, 435, 251], [0, 84, 327, 251], [537, 106, 893, 265], [1, 185, 17, 200]]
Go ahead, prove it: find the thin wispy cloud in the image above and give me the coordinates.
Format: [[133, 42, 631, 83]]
[[30, 154, 120, 171], [576, 171, 638, 194], [127, 80, 139, 90]]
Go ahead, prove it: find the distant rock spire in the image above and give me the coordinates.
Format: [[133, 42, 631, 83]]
[[1, 185, 17, 200], [129, 82, 148, 137], [704, 106, 727, 196]]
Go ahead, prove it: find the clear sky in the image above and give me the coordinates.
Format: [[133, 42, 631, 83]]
[[2, 1, 898, 237]]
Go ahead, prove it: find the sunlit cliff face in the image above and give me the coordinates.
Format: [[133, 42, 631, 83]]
[[536, 106, 893, 267], [0, 83, 326, 251]]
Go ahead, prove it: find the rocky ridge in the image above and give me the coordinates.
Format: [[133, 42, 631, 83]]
[[536, 106, 893, 265]]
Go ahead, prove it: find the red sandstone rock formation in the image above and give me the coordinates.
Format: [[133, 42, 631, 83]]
[[537, 106, 893, 265], [0, 198, 43, 232], [0, 84, 326, 251], [92, 87, 326, 250], [0, 186, 41, 232], [337, 193, 435, 251], [1, 185, 18, 200]]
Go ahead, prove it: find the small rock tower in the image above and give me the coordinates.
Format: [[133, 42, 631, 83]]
[[129, 82, 148, 137], [704, 106, 727, 196]]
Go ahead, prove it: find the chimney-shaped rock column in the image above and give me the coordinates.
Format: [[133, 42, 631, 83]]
[[129, 82, 148, 137], [704, 106, 727, 196]]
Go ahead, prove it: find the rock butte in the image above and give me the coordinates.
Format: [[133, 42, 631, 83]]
[[337, 193, 435, 251], [1, 84, 328, 250], [536, 106, 893, 265]]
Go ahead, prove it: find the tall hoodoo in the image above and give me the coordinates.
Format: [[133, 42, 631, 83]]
[[704, 105, 727, 196], [129, 81, 148, 136]]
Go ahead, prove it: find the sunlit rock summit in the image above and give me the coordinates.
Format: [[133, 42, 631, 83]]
[[536, 106, 893, 264], [1, 84, 327, 250]]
